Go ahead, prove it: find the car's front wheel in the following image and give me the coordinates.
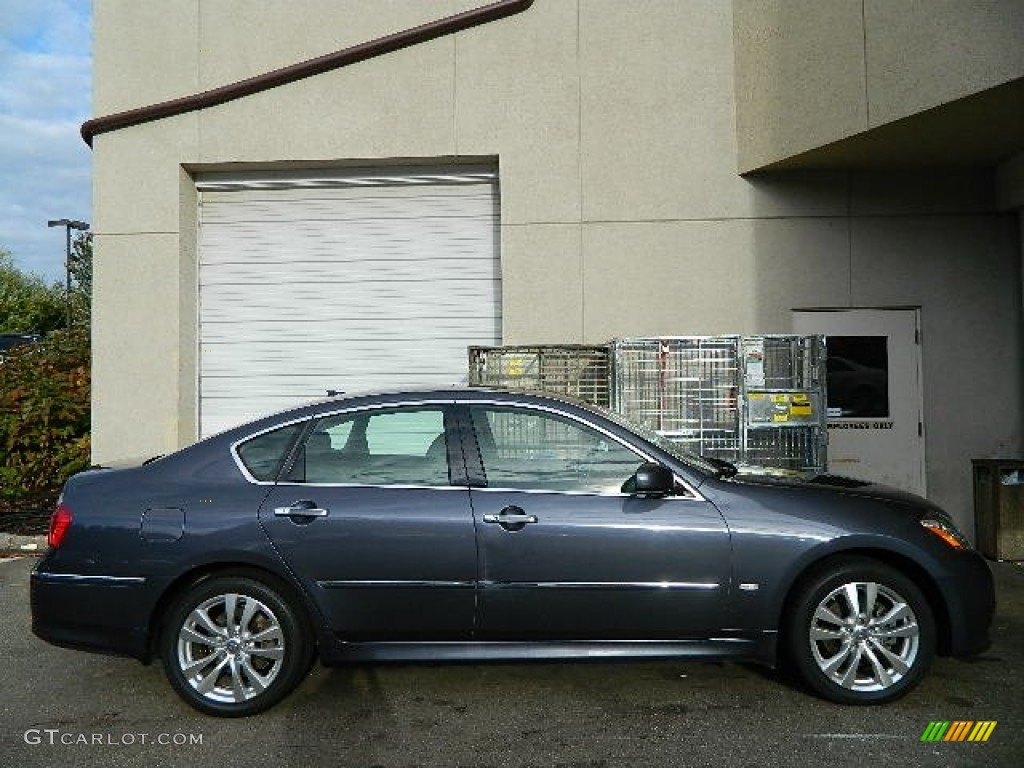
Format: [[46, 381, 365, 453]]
[[787, 557, 935, 704], [161, 574, 312, 716]]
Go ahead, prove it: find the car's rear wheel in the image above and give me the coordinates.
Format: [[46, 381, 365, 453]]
[[161, 575, 312, 716], [787, 558, 935, 704]]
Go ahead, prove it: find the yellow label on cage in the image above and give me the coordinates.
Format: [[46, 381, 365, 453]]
[[507, 357, 526, 376]]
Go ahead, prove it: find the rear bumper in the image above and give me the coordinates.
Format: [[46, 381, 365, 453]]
[[31, 569, 152, 660]]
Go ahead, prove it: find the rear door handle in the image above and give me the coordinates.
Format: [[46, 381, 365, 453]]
[[482, 506, 538, 526], [274, 501, 329, 518]]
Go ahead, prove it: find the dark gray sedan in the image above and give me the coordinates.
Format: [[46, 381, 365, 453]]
[[31, 388, 993, 716]]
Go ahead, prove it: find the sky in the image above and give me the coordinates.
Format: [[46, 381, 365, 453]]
[[0, 0, 92, 282]]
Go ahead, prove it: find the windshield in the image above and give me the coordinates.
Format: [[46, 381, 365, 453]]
[[582, 401, 722, 476]]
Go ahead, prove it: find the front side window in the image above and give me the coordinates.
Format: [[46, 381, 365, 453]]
[[287, 407, 450, 487], [470, 406, 645, 493]]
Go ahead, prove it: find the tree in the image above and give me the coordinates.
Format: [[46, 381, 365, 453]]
[[0, 248, 66, 334], [0, 325, 91, 507], [0, 243, 93, 513], [68, 231, 93, 325]]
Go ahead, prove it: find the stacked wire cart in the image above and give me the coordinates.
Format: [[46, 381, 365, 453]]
[[612, 336, 827, 472], [611, 337, 743, 462], [468, 336, 827, 472], [468, 345, 612, 408]]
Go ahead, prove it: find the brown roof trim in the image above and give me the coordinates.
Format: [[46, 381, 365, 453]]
[[81, 0, 534, 147]]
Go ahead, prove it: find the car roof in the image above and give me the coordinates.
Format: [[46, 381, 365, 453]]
[[207, 386, 596, 444], [306, 385, 591, 414]]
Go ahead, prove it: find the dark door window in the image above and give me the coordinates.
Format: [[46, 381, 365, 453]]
[[825, 336, 889, 418]]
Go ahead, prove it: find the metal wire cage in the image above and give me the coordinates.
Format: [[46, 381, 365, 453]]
[[468, 337, 826, 472], [611, 337, 742, 460], [612, 336, 827, 471], [741, 335, 827, 471], [467, 345, 612, 407], [744, 425, 825, 472], [749, 335, 827, 390]]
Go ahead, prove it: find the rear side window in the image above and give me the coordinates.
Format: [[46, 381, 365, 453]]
[[286, 407, 450, 486], [236, 423, 305, 481]]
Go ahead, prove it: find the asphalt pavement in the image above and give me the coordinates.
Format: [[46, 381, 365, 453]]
[[2, 555, 1022, 768]]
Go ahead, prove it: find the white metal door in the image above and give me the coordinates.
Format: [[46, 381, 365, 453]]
[[792, 308, 925, 494], [197, 167, 501, 436]]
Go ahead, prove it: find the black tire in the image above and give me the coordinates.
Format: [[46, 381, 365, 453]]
[[161, 575, 313, 717], [786, 557, 935, 705]]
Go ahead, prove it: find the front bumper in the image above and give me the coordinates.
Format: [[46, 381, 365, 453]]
[[937, 550, 995, 657]]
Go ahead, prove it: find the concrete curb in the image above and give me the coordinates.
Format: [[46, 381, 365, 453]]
[[0, 533, 47, 556]]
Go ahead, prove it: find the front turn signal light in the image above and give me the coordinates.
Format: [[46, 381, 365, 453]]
[[921, 518, 971, 551]]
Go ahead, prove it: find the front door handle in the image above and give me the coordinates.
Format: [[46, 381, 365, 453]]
[[274, 500, 329, 519], [482, 506, 538, 527]]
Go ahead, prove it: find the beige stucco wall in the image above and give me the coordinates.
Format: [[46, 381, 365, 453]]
[[733, 0, 1024, 172], [91, 0, 1022, 535]]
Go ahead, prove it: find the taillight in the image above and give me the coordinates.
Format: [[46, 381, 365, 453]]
[[48, 504, 73, 549]]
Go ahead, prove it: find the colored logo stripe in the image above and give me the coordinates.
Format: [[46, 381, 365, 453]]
[[968, 722, 997, 742], [944, 721, 973, 741], [921, 721, 997, 743]]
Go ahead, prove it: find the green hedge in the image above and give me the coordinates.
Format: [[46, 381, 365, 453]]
[[0, 327, 91, 508]]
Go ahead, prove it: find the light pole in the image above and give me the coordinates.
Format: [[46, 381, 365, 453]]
[[47, 219, 89, 327]]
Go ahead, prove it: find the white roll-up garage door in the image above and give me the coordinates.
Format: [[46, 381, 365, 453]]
[[196, 166, 501, 437]]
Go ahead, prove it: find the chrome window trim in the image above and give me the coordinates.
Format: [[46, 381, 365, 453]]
[[274, 481, 469, 492], [469, 485, 700, 501]]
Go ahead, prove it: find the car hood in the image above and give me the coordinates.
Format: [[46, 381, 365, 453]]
[[726, 466, 936, 509]]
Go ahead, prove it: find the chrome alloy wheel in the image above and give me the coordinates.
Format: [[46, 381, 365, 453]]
[[176, 592, 286, 704], [808, 580, 920, 692]]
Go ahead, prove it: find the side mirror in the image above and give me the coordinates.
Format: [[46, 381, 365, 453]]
[[630, 462, 675, 497]]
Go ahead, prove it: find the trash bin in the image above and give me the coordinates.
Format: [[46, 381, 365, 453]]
[[972, 459, 1024, 561]]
